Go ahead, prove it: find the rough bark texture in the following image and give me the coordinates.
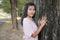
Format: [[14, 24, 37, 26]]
[[33, 0, 60, 40]]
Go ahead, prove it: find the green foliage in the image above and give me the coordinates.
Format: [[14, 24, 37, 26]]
[[0, 0, 32, 16], [0, 0, 11, 13]]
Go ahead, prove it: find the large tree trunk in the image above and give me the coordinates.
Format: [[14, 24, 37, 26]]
[[33, 0, 60, 40], [57, 0, 60, 40], [10, 0, 18, 30]]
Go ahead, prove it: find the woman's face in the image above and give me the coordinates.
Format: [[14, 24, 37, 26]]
[[27, 6, 35, 18]]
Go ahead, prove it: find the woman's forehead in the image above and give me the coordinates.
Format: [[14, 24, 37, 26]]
[[28, 6, 35, 9]]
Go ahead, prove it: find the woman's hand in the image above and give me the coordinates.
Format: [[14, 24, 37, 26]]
[[38, 16, 47, 27]]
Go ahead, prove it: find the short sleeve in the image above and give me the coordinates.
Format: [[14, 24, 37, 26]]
[[23, 18, 34, 38]]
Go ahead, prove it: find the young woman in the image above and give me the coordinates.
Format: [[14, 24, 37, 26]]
[[21, 2, 47, 40]]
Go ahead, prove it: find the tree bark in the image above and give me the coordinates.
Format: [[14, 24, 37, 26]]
[[10, 0, 18, 30], [33, 0, 60, 40]]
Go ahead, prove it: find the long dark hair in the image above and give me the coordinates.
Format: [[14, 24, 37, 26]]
[[21, 2, 36, 26]]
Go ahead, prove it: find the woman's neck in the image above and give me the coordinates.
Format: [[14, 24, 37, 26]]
[[27, 16, 32, 18], [27, 16, 33, 20]]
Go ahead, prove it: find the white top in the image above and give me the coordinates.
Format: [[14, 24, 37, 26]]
[[23, 18, 38, 40]]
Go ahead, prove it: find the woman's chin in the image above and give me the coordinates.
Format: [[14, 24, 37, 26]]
[[30, 15, 33, 18]]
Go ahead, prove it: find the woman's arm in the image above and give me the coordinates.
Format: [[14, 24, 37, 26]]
[[31, 24, 45, 38], [31, 16, 47, 38]]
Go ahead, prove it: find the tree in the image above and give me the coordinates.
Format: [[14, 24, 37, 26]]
[[9, 0, 32, 30], [33, 0, 60, 40], [10, 0, 18, 30]]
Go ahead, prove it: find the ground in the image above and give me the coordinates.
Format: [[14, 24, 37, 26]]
[[0, 20, 23, 40]]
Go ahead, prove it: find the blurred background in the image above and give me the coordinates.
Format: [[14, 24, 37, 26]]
[[0, 0, 32, 40]]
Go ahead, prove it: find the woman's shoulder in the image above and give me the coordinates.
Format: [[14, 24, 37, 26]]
[[23, 18, 28, 20], [23, 18, 29, 22]]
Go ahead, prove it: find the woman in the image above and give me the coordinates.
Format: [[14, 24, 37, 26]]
[[21, 2, 47, 40]]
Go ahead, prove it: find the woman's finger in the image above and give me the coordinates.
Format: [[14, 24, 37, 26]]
[[42, 16, 47, 20]]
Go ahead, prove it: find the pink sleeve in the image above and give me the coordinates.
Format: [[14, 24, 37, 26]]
[[23, 19, 34, 38]]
